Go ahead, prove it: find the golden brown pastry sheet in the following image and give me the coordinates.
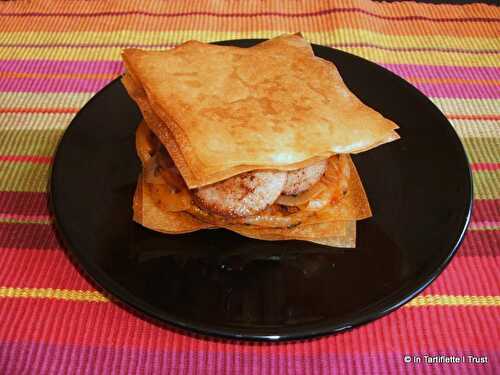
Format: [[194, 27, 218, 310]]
[[123, 34, 399, 188]]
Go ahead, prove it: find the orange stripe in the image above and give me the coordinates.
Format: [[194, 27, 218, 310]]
[[1, 17, 495, 38], [3, 9, 497, 22], [0, 0, 496, 18], [0, 71, 116, 80], [0, 1, 496, 38]]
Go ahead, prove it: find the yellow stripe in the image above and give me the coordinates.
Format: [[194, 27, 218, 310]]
[[0, 47, 491, 67], [0, 287, 109, 302], [6, 70, 500, 85], [1, 30, 498, 51], [0, 93, 93, 112], [0, 30, 497, 66], [338, 47, 497, 68], [452, 120, 500, 139], [0, 113, 74, 130], [1, 94, 498, 118], [431, 98, 500, 117], [406, 295, 500, 307], [0, 217, 52, 225], [0, 287, 498, 307], [469, 223, 500, 231]]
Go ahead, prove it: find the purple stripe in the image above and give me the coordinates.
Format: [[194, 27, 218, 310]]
[[2, 60, 498, 82], [0, 9, 499, 23], [0, 341, 497, 375], [0, 60, 123, 74], [0, 78, 111, 93], [382, 63, 500, 80], [1, 42, 498, 55], [1, 77, 497, 98]]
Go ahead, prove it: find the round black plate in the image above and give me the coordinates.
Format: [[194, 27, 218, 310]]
[[50, 40, 472, 341]]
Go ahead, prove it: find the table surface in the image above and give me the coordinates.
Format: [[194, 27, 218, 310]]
[[0, 0, 498, 374]]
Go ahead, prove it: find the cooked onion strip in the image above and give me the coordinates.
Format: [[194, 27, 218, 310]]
[[142, 156, 165, 185], [299, 187, 334, 211], [276, 181, 327, 206], [148, 183, 192, 212], [136, 122, 158, 163]]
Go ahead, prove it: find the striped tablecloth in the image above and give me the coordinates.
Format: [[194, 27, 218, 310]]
[[0, 1, 498, 374]]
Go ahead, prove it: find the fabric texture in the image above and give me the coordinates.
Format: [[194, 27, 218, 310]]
[[0, 0, 498, 374]]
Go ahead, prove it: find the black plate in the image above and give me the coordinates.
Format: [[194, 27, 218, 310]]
[[50, 40, 472, 341]]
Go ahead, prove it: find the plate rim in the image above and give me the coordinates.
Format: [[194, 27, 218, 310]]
[[50, 39, 473, 341]]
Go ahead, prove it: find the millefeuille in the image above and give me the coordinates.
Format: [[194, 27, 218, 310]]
[[121, 34, 400, 248]]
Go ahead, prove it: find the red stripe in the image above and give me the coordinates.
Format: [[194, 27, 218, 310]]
[[471, 163, 500, 171], [0, 223, 62, 250], [0, 192, 48, 217], [448, 114, 500, 121], [0, 9, 498, 23], [425, 256, 500, 296], [0, 155, 52, 164], [0, 248, 91, 290], [0, 247, 497, 296], [0, 203, 496, 255], [0, 298, 497, 351], [2, 194, 493, 222], [459, 230, 499, 257], [471, 200, 500, 222], [0, 224, 487, 256]]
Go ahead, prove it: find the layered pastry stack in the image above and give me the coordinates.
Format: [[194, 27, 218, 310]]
[[121, 34, 399, 247]]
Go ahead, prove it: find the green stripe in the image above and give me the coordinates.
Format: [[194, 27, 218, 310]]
[[0, 163, 50, 192], [1, 130, 497, 198], [0, 129, 63, 157], [1, 161, 497, 198], [473, 170, 500, 200], [462, 137, 500, 164], [1, 129, 498, 163]]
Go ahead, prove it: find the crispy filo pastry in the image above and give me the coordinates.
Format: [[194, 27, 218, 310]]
[[124, 34, 400, 248], [133, 174, 356, 248], [122, 34, 399, 189], [132, 122, 370, 248]]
